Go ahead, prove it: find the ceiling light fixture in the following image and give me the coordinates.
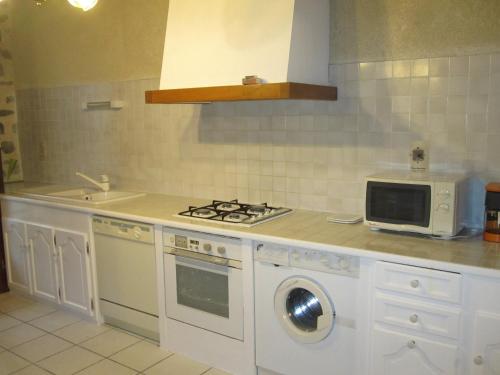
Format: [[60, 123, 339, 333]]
[[67, 0, 98, 11]]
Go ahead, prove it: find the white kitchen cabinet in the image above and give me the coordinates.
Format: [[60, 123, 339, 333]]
[[1, 200, 96, 318], [27, 224, 58, 303], [55, 229, 92, 314], [469, 311, 500, 374], [371, 261, 462, 375], [4, 220, 31, 293], [372, 326, 459, 375]]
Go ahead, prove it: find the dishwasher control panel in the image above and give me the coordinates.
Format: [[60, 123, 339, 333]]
[[93, 216, 155, 244]]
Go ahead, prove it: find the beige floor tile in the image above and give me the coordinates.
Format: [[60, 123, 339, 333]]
[[30, 310, 81, 332], [11, 333, 73, 362], [53, 320, 111, 344], [0, 295, 34, 313], [110, 340, 172, 371], [144, 354, 210, 375], [204, 368, 232, 375], [74, 359, 136, 375], [11, 365, 53, 375], [0, 314, 22, 332], [37, 346, 103, 375], [80, 329, 141, 357], [0, 324, 45, 349], [8, 303, 57, 322], [0, 292, 13, 301], [0, 351, 29, 374]]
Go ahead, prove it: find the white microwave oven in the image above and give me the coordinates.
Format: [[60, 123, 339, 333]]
[[364, 171, 468, 237]]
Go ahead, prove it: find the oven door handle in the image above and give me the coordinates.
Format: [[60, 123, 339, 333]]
[[164, 247, 242, 270]]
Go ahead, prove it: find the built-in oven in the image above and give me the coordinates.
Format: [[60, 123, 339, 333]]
[[163, 227, 244, 341]]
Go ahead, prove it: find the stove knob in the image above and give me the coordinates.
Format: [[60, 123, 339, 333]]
[[203, 243, 212, 252], [217, 246, 226, 255]]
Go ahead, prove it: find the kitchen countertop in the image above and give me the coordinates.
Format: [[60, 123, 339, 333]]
[[2, 182, 500, 276]]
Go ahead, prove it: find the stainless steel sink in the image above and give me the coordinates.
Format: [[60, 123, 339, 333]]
[[19, 187, 146, 205]]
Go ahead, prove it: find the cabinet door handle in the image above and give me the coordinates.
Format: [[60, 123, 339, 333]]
[[473, 355, 484, 365], [407, 340, 416, 349], [410, 279, 420, 288], [409, 314, 419, 323]]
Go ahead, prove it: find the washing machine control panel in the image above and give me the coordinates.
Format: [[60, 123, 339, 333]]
[[254, 243, 359, 277], [254, 243, 289, 266], [290, 248, 359, 277]]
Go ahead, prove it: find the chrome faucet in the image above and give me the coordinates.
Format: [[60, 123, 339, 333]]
[[76, 172, 110, 192]]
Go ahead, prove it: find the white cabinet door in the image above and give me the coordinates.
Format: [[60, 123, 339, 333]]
[[372, 326, 459, 375], [27, 224, 58, 303], [470, 311, 500, 375], [55, 229, 91, 314], [4, 220, 31, 293]]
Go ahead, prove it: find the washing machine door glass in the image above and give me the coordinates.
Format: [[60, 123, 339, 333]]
[[275, 277, 335, 344]]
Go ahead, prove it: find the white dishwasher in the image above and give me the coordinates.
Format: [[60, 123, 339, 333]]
[[93, 216, 158, 340]]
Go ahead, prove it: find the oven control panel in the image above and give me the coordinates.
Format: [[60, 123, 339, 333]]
[[254, 242, 359, 278], [163, 227, 242, 261]]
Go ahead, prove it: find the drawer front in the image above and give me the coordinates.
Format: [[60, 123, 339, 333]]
[[372, 326, 459, 375], [374, 294, 461, 339], [375, 261, 462, 304]]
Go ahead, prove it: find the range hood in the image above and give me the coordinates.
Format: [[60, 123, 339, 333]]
[[146, 0, 336, 104]]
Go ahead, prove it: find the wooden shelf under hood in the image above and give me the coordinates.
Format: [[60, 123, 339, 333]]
[[145, 82, 337, 104]]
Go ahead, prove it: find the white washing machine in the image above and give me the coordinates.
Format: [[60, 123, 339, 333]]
[[254, 242, 360, 375]]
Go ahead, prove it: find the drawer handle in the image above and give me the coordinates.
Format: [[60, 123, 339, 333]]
[[407, 340, 416, 349], [410, 279, 420, 288], [409, 314, 419, 323], [474, 355, 484, 365]]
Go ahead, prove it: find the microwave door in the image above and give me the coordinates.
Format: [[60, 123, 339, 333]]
[[366, 182, 432, 227]]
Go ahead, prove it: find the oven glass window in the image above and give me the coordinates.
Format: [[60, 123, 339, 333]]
[[366, 182, 431, 227], [176, 263, 229, 318]]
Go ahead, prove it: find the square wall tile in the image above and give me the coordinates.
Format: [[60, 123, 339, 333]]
[[359, 62, 377, 80], [450, 56, 469, 76], [375, 61, 393, 79], [393, 60, 412, 78], [429, 77, 448, 96], [469, 54, 491, 77], [412, 59, 429, 77], [344, 63, 359, 81], [429, 57, 450, 77]]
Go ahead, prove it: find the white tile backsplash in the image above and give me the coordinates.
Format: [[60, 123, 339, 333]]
[[16, 53, 500, 226]]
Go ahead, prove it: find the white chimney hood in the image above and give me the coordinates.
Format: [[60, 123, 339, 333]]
[[147, 0, 336, 103]]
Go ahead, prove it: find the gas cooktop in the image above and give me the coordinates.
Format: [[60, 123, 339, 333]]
[[178, 200, 292, 226]]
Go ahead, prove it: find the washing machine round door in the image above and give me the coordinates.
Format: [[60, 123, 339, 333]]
[[274, 277, 335, 344]]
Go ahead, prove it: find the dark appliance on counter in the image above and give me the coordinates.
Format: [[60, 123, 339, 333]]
[[484, 183, 500, 243]]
